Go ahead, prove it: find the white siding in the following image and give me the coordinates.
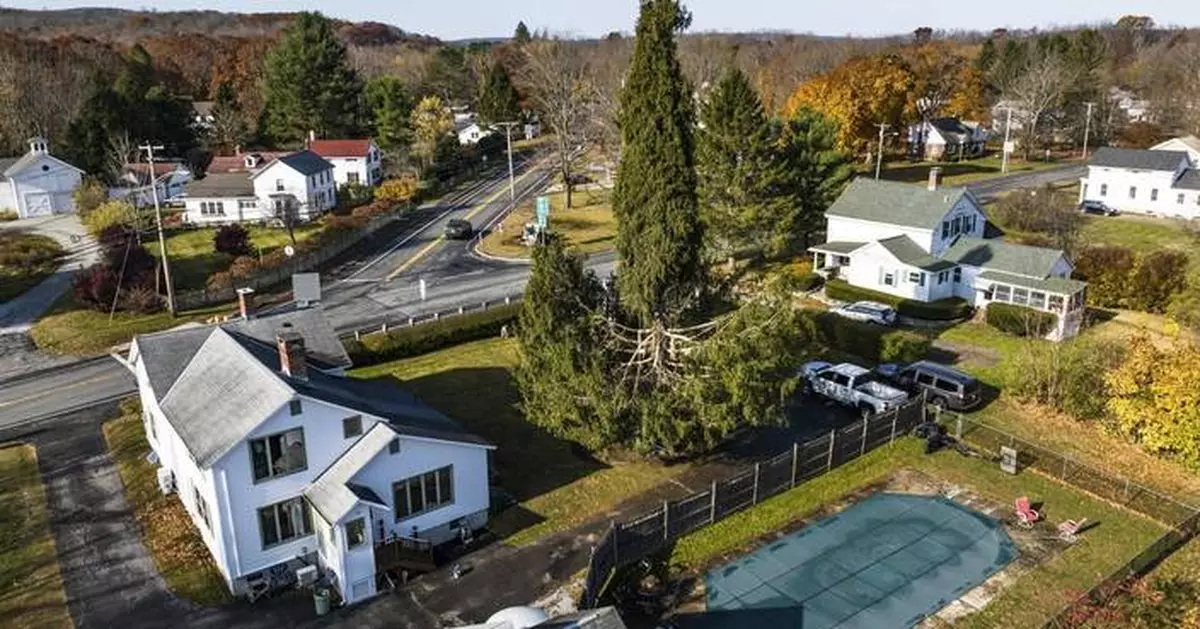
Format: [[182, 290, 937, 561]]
[[252, 161, 336, 221], [325, 144, 381, 187], [826, 216, 935, 253], [182, 196, 266, 225], [9, 155, 82, 218], [844, 242, 931, 301], [1080, 164, 1198, 219], [929, 198, 987, 255]]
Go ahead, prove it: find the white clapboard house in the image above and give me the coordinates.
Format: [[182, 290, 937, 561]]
[[306, 138, 383, 187], [0, 137, 84, 218], [180, 150, 336, 225], [126, 307, 493, 605], [1078, 146, 1200, 219], [810, 174, 1087, 340]]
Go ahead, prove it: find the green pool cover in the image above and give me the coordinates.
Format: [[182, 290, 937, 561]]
[[703, 492, 1018, 628]]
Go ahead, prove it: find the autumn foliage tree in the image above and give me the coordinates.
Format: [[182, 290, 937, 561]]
[[1107, 336, 1200, 467], [783, 54, 913, 154]]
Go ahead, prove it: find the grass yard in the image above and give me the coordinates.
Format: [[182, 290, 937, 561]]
[[350, 337, 687, 547], [103, 403, 231, 605], [0, 445, 71, 629], [478, 188, 615, 259], [874, 155, 1068, 187], [151, 223, 323, 291], [30, 293, 233, 355], [0, 231, 64, 304], [1080, 213, 1196, 254], [670, 438, 1165, 627]]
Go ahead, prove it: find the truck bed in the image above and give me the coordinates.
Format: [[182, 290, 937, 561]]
[[855, 380, 909, 403]]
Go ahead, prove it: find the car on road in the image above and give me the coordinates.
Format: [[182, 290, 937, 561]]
[[876, 361, 982, 411], [831, 301, 897, 326], [1079, 200, 1119, 216], [444, 219, 474, 239], [800, 361, 910, 416]]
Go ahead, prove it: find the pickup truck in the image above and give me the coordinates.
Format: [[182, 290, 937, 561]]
[[800, 361, 910, 416]]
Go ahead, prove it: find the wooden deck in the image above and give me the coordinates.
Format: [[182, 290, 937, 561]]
[[374, 536, 436, 573]]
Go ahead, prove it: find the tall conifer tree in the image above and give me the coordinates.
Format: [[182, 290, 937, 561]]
[[263, 12, 363, 142]]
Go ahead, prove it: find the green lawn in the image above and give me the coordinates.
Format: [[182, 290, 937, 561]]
[[0, 231, 64, 304], [0, 445, 71, 629], [351, 337, 687, 546], [103, 402, 231, 605], [150, 223, 323, 290], [478, 188, 615, 259], [670, 438, 1165, 627], [873, 155, 1069, 187], [1080, 214, 1195, 253], [30, 293, 233, 355]]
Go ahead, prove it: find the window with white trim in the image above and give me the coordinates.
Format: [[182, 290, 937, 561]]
[[953, 267, 962, 283], [937, 271, 948, 285], [1100, 183, 1107, 196], [393, 466, 454, 521], [345, 517, 367, 548], [993, 284, 1011, 302], [1151, 189, 1159, 202], [238, 199, 257, 210], [1129, 186, 1137, 199], [276, 179, 285, 192], [882, 272, 896, 287], [1029, 291, 1047, 310], [1012, 287, 1029, 306], [193, 485, 211, 531], [343, 415, 363, 439], [258, 497, 312, 548], [1178, 193, 1185, 205], [249, 428, 307, 482]]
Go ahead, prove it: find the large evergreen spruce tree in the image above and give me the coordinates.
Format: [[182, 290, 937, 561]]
[[612, 0, 705, 326], [264, 12, 363, 143]]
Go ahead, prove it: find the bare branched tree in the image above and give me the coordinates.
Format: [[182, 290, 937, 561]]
[[1006, 52, 1075, 158], [107, 131, 137, 185], [586, 37, 631, 185], [521, 39, 595, 209]]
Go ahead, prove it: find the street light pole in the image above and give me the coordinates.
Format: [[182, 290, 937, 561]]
[[139, 143, 176, 315], [1081, 102, 1096, 160], [496, 121, 520, 202], [874, 123, 889, 180], [1001, 107, 1013, 175]]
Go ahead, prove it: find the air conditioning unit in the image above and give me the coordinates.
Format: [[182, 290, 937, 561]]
[[156, 468, 176, 495], [296, 565, 319, 588]]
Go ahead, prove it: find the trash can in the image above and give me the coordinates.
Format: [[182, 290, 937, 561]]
[[314, 589, 331, 616]]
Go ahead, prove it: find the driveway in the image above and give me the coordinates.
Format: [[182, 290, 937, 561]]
[[0, 213, 98, 333]]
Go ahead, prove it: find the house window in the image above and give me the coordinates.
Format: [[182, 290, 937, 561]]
[[952, 216, 962, 235], [1100, 183, 1107, 197], [993, 284, 1011, 302], [289, 399, 303, 416], [1178, 193, 1185, 205], [345, 518, 367, 549], [393, 466, 454, 521], [238, 199, 256, 210], [1129, 186, 1137, 199], [1151, 189, 1159, 202], [193, 485, 211, 531], [1048, 294, 1065, 313], [941, 221, 950, 239], [258, 497, 312, 549], [343, 415, 363, 439], [937, 271, 948, 285], [1029, 291, 1047, 310], [276, 179, 285, 192], [908, 271, 925, 286], [388, 439, 400, 455], [249, 428, 307, 482], [1011, 287, 1029, 306], [347, 172, 360, 184], [883, 272, 896, 287], [953, 267, 962, 283]]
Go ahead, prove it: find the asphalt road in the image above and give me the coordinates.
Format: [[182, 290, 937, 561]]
[[965, 163, 1085, 201], [0, 357, 136, 433]]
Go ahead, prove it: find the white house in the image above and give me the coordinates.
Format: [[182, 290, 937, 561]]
[[1109, 87, 1152, 123], [307, 139, 383, 187], [110, 162, 192, 208], [907, 118, 988, 161], [1078, 147, 1200, 219], [180, 150, 336, 225], [126, 308, 493, 605], [0, 137, 84, 219], [810, 176, 1087, 340], [457, 120, 493, 146], [1151, 135, 1200, 164]]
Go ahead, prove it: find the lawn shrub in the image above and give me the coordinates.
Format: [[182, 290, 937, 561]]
[[212, 224, 252, 257], [81, 200, 136, 237], [0, 232, 63, 270], [376, 175, 420, 204], [1073, 245, 1137, 309], [1073, 246, 1189, 313], [0, 209, 16, 221], [347, 303, 521, 366], [1126, 250, 1190, 313], [879, 330, 933, 363], [799, 310, 930, 364], [336, 182, 374, 212], [985, 302, 1057, 337], [999, 335, 1124, 420], [825, 279, 972, 321]]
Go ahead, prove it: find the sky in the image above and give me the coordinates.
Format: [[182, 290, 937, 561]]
[[6, 0, 1200, 40]]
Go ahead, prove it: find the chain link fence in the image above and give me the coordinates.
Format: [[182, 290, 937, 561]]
[[580, 397, 927, 608]]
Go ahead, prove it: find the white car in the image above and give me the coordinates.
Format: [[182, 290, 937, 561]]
[[831, 301, 897, 326]]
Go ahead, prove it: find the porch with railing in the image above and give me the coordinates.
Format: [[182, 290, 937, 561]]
[[374, 535, 436, 573]]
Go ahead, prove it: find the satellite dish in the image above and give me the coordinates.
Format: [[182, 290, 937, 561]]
[[284, 245, 296, 257]]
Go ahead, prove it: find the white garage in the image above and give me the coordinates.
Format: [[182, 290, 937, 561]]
[[1, 137, 84, 219]]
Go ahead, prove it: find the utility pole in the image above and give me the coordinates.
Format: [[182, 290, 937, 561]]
[[874, 123, 889, 180], [140, 143, 176, 315], [495, 121, 520, 202], [1081, 102, 1096, 160], [1001, 107, 1013, 175]]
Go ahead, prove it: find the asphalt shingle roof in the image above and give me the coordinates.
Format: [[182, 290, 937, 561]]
[[305, 423, 396, 524], [878, 235, 957, 271], [940, 236, 1066, 278], [1175, 169, 1200, 191], [978, 270, 1087, 295], [825, 178, 971, 230], [182, 173, 254, 198], [275, 150, 333, 176], [929, 118, 972, 142], [1088, 147, 1187, 172], [809, 241, 865, 255]]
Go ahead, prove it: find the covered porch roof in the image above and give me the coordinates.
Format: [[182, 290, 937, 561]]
[[808, 241, 865, 256], [978, 270, 1087, 296]]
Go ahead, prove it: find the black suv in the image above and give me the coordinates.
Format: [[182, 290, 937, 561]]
[[444, 219, 474, 240], [877, 361, 981, 411], [1079, 200, 1118, 216]]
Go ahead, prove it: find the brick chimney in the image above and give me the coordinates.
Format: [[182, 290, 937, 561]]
[[928, 167, 942, 192], [277, 329, 308, 380], [236, 287, 255, 320]]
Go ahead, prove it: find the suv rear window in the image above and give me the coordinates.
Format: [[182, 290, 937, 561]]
[[916, 372, 935, 386], [934, 378, 960, 394]]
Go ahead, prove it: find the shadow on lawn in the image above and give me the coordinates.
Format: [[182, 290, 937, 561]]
[[362, 367, 610, 505], [879, 161, 996, 184]]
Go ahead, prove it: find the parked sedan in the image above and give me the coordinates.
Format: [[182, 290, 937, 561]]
[[1079, 200, 1119, 216], [443, 219, 474, 240], [831, 301, 897, 326]]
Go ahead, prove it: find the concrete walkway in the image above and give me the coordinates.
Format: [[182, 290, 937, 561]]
[[0, 214, 99, 334]]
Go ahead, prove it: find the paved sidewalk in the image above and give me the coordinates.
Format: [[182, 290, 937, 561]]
[[0, 214, 98, 333]]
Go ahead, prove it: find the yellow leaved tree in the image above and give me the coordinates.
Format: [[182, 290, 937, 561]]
[[1105, 335, 1200, 467]]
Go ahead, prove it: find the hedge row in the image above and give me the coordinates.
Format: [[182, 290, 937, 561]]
[[824, 280, 973, 321], [344, 303, 521, 367], [1074, 246, 1190, 314], [985, 302, 1057, 337], [800, 310, 932, 364]]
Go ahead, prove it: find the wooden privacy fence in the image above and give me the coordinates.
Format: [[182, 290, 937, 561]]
[[580, 397, 927, 609]]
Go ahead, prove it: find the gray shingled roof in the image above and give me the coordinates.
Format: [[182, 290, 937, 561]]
[[135, 323, 214, 398], [305, 423, 396, 524], [275, 150, 332, 176], [940, 236, 1066, 278], [929, 118, 972, 143], [978, 270, 1087, 295], [1089, 147, 1187, 172], [878, 235, 957, 271], [183, 173, 254, 198], [825, 178, 971, 230], [1175, 169, 1200, 191], [809, 241, 865, 255]]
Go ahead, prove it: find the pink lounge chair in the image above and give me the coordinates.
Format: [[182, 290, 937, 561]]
[[1015, 496, 1040, 529], [1058, 518, 1088, 543]]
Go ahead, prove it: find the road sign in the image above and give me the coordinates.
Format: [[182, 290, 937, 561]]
[[1003, 140, 1016, 154], [283, 245, 296, 257], [535, 196, 550, 230]]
